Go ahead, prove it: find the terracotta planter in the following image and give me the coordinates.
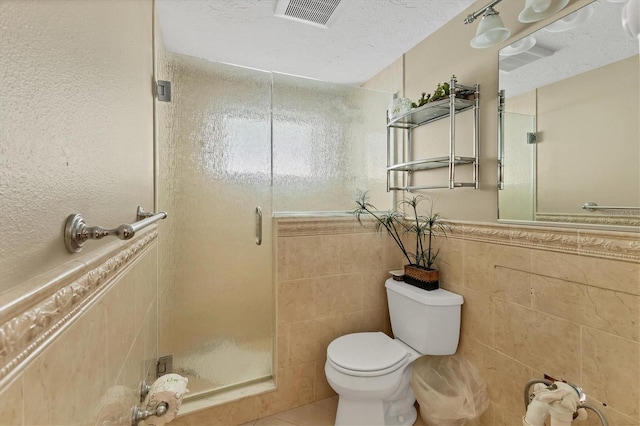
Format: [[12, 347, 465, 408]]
[[403, 265, 439, 291]]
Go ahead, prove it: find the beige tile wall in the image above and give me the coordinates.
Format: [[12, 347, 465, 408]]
[[272, 219, 403, 411], [0, 243, 158, 426], [179, 218, 639, 426], [438, 230, 640, 425]]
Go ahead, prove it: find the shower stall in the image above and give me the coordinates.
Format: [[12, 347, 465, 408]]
[[156, 51, 391, 399]]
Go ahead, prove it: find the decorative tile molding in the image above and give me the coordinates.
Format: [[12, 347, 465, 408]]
[[576, 231, 640, 261], [0, 230, 158, 387], [536, 213, 640, 227], [276, 216, 639, 263], [451, 221, 639, 262]]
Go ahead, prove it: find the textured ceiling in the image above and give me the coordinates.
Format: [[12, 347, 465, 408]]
[[156, 0, 477, 86]]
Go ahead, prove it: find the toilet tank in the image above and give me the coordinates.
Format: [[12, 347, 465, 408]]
[[385, 278, 463, 355]]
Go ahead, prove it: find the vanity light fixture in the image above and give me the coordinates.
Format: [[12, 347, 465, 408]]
[[498, 35, 536, 56], [622, 0, 640, 40], [465, 0, 510, 49], [518, 0, 570, 23], [465, 0, 570, 48], [542, 4, 594, 33], [469, 6, 511, 48]]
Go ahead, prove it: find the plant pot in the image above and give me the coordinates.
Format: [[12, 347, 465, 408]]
[[403, 265, 439, 291]]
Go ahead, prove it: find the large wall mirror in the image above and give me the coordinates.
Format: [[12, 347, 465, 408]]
[[498, 0, 639, 229]]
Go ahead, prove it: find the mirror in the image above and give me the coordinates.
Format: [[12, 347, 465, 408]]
[[498, 1, 639, 229]]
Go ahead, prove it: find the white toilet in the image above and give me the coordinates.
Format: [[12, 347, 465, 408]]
[[325, 277, 464, 426]]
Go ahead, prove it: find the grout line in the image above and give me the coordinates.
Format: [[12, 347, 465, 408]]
[[494, 264, 639, 296]]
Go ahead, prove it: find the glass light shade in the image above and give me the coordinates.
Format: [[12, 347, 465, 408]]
[[543, 4, 594, 33], [499, 36, 536, 56], [519, 0, 570, 23], [470, 10, 511, 49], [622, 0, 640, 40], [531, 0, 552, 13]]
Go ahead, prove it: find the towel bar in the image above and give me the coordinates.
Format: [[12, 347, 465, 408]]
[[582, 202, 640, 212], [64, 206, 167, 253]]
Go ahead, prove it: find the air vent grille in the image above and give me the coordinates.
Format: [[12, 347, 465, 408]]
[[499, 45, 555, 72], [275, 0, 342, 27]]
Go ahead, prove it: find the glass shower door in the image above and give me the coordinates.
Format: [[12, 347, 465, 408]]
[[157, 52, 273, 398], [271, 72, 391, 212], [498, 111, 536, 221]]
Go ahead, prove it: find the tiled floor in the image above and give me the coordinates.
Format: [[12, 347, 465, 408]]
[[239, 397, 428, 426]]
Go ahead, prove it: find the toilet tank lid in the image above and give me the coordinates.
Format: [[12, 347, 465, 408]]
[[385, 278, 464, 306]]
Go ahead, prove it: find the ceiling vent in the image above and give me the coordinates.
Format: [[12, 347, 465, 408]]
[[499, 45, 555, 73], [274, 0, 343, 28]]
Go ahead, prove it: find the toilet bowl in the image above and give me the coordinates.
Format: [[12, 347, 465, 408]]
[[325, 332, 420, 426], [325, 278, 464, 426]]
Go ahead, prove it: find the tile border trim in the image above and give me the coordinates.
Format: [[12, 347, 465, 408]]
[[452, 221, 639, 262], [535, 213, 640, 227], [0, 229, 158, 388], [276, 217, 639, 262]]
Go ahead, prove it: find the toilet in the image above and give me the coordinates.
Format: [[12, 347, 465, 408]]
[[325, 277, 464, 426]]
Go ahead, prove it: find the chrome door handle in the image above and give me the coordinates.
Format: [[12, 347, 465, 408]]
[[255, 206, 262, 246]]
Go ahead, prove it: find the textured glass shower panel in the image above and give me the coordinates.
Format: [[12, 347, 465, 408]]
[[157, 52, 273, 397], [272, 73, 392, 212], [498, 112, 535, 221]]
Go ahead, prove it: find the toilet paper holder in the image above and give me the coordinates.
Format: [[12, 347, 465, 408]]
[[132, 375, 188, 426], [131, 401, 168, 426], [132, 380, 166, 426], [140, 380, 151, 402]]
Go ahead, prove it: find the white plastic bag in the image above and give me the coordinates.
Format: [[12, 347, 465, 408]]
[[411, 353, 489, 426]]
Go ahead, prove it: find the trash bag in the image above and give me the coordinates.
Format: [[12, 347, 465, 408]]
[[411, 353, 489, 426]]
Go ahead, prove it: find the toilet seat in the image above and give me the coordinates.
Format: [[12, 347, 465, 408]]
[[327, 332, 409, 377]]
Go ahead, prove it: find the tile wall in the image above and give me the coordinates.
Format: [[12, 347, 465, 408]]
[[0, 237, 159, 425], [437, 224, 640, 425], [178, 217, 639, 426]]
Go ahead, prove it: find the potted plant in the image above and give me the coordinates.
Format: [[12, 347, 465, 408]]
[[353, 193, 450, 291]]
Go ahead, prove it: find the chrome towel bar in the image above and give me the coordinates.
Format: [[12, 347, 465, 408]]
[[64, 206, 167, 253], [582, 202, 640, 212]]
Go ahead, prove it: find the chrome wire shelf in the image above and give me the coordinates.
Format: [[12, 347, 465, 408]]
[[387, 156, 476, 172], [388, 97, 475, 130], [386, 80, 479, 191]]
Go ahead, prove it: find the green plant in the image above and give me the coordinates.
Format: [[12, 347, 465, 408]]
[[353, 192, 450, 270], [412, 92, 431, 108], [411, 75, 458, 107]]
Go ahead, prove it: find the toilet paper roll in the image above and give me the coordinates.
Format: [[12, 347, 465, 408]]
[[142, 374, 189, 426]]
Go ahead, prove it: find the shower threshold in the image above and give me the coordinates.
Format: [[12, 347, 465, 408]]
[[178, 376, 276, 417]]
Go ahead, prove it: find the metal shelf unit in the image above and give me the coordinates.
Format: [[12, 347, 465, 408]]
[[386, 81, 480, 191]]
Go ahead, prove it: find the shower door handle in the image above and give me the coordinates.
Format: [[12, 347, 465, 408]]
[[255, 206, 262, 246]]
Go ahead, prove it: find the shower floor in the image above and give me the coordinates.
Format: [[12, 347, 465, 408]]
[[173, 337, 272, 398]]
